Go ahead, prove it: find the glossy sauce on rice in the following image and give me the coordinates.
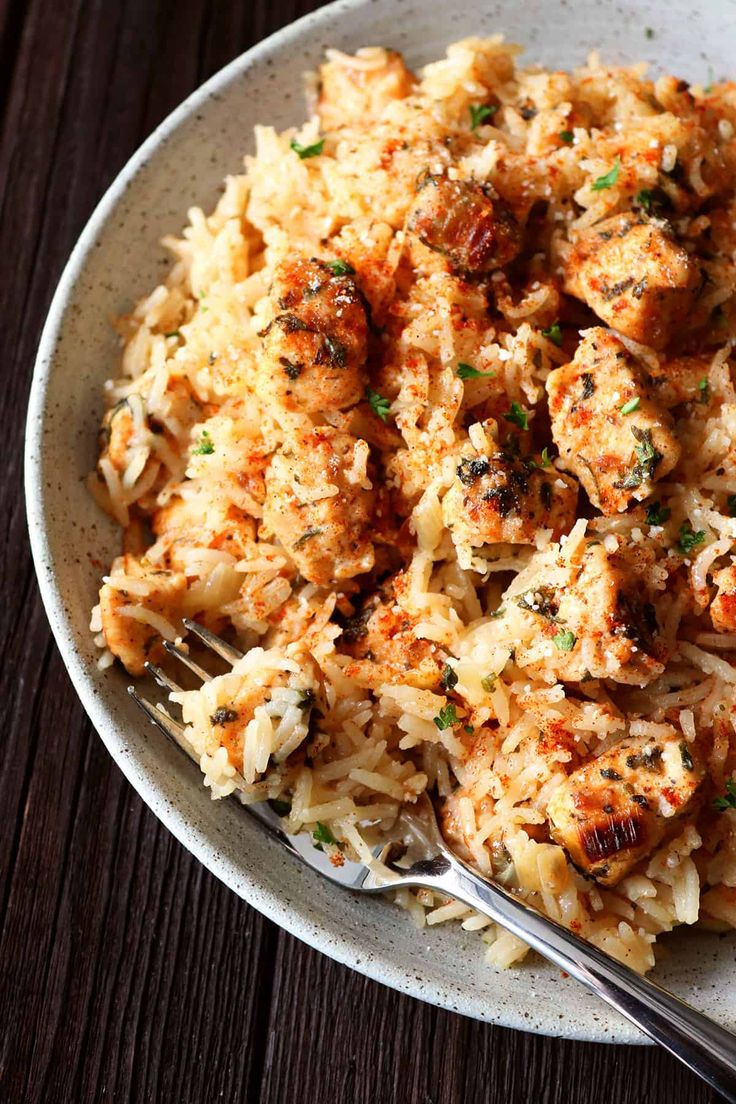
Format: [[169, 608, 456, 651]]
[[88, 38, 736, 972]]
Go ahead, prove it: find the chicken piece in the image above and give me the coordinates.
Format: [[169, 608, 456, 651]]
[[152, 497, 257, 569], [442, 449, 578, 547], [256, 257, 368, 416], [510, 536, 667, 686], [711, 564, 736, 632], [647, 353, 715, 408], [317, 48, 416, 131], [563, 213, 700, 349], [408, 175, 522, 275], [546, 328, 680, 514], [98, 554, 187, 675], [263, 427, 375, 585], [338, 572, 445, 690], [547, 731, 705, 886]]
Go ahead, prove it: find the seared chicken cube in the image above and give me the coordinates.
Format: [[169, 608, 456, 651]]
[[546, 328, 680, 514], [511, 537, 667, 686], [317, 48, 416, 131], [338, 571, 445, 690], [98, 554, 187, 675], [564, 213, 700, 349], [257, 257, 368, 416], [711, 564, 736, 632], [263, 427, 375, 585], [408, 175, 522, 275], [547, 731, 705, 885], [442, 449, 578, 546], [647, 353, 715, 408]]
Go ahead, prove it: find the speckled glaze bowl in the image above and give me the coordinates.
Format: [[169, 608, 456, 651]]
[[25, 0, 736, 1042]]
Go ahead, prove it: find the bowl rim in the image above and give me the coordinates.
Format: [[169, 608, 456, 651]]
[[23, 0, 684, 1044]]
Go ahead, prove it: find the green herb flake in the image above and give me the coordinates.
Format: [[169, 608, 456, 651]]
[[469, 103, 498, 130], [164, 330, 182, 339], [463, 724, 474, 735], [291, 136, 325, 159], [490, 607, 505, 619], [677, 523, 706, 555], [324, 259, 355, 276], [591, 157, 621, 192], [504, 402, 529, 431], [480, 674, 496, 692], [210, 707, 238, 725], [312, 821, 339, 849], [714, 777, 736, 812], [614, 426, 663, 490], [558, 130, 574, 145], [541, 322, 563, 346], [552, 629, 577, 652], [698, 377, 710, 403], [645, 26, 655, 39], [539, 447, 553, 467], [635, 189, 653, 211], [192, 429, 215, 456], [433, 704, 458, 731], [645, 501, 671, 526], [293, 527, 324, 550], [620, 396, 641, 415], [457, 362, 496, 380], [727, 494, 736, 518], [366, 387, 391, 422], [679, 741, 694, 771], [440, 664, 458, 692]]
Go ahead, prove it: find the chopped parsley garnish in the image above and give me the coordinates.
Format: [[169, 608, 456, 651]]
[[433, 704, 458, 730], [727, 494, 736, 518], [541, 322, 563, 346], [366, 387, 390, 422], [210, 707, 238, 725], [504, 402, 529, 431], [490, 607, 505, 619], [164, 330, 182, 339], [324, 259, 355, 276], [635, 189, 654, 211], [480, 674, 496, 692], [457, 362, 496, 380], [539, 446, 553, 468], [552, 629, 576, 652], [291, 137, 325, 159], [698, 377, 710, 403], [516, 586, 560, 622], [469, 103, 498, 129], [679, 742, 694, 771], [192, 429, 215, 455], [293, 527, 324, 549], [645, 501, 671, 526], [463, 724, 474, 735], [645, 26, 655, 39], [591, 157, 621, 191], [558, 130, 574, 145], [312, 821, 339, 848], [714, 777, 736, 812], [620, 396, 641, 415], [614, 426, 662, 490], [270, 798, 292, 817], [440, 664, 458, 692], [297, 688, 315, 709], [677, 523, 706, 554]]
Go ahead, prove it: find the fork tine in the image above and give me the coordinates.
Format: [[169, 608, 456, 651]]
[[182, 617, 243, 665], [162, 640, 212, 682], [144, 661, 183, 694], [128, 686, 193, 757]]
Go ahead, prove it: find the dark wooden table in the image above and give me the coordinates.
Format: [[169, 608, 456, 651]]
[[0, 2, 726, 1100]]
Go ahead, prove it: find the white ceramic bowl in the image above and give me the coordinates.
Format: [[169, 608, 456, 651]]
[[26, 0, 736, 1042]]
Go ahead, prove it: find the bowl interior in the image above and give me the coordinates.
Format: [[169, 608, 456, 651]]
[[26, 0, 736, 1042]]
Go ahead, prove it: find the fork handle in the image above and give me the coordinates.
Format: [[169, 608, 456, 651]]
[[411, 856, 736, 1100]]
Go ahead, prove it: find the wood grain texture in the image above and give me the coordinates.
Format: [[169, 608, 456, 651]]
[[0, 1, 724, 1100]]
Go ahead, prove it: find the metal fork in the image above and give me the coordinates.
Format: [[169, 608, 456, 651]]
[[130, 618, 736, 1100]]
